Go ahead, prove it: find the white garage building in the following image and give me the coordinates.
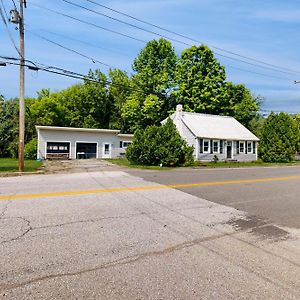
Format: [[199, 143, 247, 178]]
[[36, 126, 133, 160]]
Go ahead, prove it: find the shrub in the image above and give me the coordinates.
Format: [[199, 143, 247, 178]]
[[259, 113, 299, 162], [126, 118, 194, 166], [24, 137, 37, 160]]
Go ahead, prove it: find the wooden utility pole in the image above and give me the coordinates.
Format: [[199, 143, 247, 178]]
[[18, 0, 25, 172]]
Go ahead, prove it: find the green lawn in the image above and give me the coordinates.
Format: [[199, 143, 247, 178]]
[[108, 158, 300, 170], [107, 158, 175, 170], [0, 158, 43, 173]]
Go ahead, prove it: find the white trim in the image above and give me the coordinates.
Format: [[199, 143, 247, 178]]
[[247, 141, 253, 154], [45, 140, 71, 159], [195, 137, 199, 160], [226, 141, 233, 159], [239, 141, 245, 153], [102, 143, 112, 158], [37, 129, 40, 159], [203, 139, 210, 153], [36, 125, 120, 134], [212, 140, 220, 153], [121, 141, 132, 149], [75, 141, 99, 159]]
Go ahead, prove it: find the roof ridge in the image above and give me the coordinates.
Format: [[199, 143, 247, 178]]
[[182, 111, 234, 119]]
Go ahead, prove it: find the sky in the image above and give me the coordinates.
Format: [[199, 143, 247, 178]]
[[1, 0, 300, 113]]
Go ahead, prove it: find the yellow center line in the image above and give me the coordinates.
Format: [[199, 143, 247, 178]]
[[0, 175, 300, 201]]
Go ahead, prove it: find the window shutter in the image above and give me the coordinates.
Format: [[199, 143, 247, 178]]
[[200, 139, 203, 153], [210, 140, 213, 154], [253, 142, 256, 154], [236, 141, 239, 154], [120, 141, 123, 148], [245, 141, 248, 154], [220, 140, 223, 154]]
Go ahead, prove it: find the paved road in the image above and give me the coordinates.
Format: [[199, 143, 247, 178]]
[[128, 165, 300, 229], [0, 167, 300, 299]]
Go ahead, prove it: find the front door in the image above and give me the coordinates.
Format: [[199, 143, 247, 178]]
[[102, 143, 111, 158], [226, 141, 232, 159]]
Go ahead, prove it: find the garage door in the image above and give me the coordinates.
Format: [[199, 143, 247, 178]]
[[46, 142, 70, 159], [76, 142, 97, 159]]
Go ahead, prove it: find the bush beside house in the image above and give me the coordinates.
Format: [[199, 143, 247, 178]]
[[259, 113, 299, 162], [126, 118, 194, 167]]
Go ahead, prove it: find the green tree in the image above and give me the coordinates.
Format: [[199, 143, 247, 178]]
[[0, 98, 19, 157], [259, 113, 299, 162], [222, 83, 261, 128], [176, 45, 226, 114], [132, 38, 177, 96], [108, 69, 132, 130], [122, 39, 177, 132], [126, 118, 194, 166]]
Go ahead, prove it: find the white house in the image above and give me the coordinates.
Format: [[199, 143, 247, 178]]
[[36, 125, 133, 160], [163, 105, 259, 162]]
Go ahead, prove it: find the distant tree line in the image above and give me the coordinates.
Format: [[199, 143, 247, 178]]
[[1, 38, 299, 162]]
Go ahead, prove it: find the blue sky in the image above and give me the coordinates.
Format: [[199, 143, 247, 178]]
[[1, 0, 300, 113]]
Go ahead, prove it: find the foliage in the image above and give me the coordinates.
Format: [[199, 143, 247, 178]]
[[222, 83, 261, 128], [175, 45, 226, 114], [126, 118, 194, 166], [132, 38, 177, 96], [0, 39, 264, 158], [122, 38, 177, 132], [0, 98, 19, 157], [259, 113, 299, 162], [24, 137, 37, 160]]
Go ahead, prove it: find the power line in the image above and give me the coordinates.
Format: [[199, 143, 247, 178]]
[[62, 0, 190, 46], [0, 0, 21, 57], [28, 2, 147, 44], [33, 1, 296, 76], [0, 56, 148, 94], [83, 0, 300, 75], [39, 29, 133, 58], [27, 30, 115, 69]]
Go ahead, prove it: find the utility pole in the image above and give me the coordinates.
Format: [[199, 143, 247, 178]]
[[18, 0, 25, 172]]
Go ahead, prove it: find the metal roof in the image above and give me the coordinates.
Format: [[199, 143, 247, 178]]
[[169, 111, 259, 141], [36, 125, 120, 134]]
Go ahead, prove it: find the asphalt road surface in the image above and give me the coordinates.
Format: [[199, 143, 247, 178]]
[[0, 165, 299, 299], [128, 165, 300, 229]]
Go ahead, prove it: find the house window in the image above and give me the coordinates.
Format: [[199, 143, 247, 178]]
[[247, 142, 252, 153], [122, 141, 132, 148], [213, 140, 219, 153], [239, 141, 245, 153], [203, 140, 210, 153]]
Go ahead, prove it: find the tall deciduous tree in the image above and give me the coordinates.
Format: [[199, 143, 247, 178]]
[[108, 69, 132, 130], [122, 39, 177, 132], [176, 45, 226, 114], [132, 38, 177, 96]]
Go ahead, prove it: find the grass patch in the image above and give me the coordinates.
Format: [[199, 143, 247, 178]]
[[0, 158, 42, 173], [192, 160, 300, 168], [107, 158, 175, 170], [108, 158, 300, 170]]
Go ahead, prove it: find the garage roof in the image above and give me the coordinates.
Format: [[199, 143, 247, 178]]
[[36, 126, 133, 137]]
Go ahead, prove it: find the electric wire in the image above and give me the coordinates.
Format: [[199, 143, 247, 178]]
[[28, 2, 147, 44], [30, 1, 296, 76], [83, 0, 300, 75], [27, 30, 115, 68], [0, 0, 22, 57]]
